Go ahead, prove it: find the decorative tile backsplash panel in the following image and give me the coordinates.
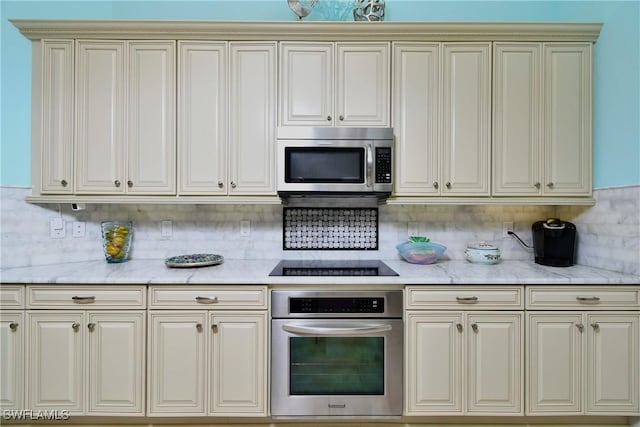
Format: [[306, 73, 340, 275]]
[[283, 208, 378, 250]]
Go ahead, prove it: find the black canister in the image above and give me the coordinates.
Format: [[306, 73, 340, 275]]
[[532, 218, 577, 267]]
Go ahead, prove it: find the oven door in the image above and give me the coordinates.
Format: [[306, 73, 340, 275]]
[[271, 318, 402, 417]]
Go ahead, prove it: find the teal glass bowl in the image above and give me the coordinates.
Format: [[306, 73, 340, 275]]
[[396, 241, 447, 264]]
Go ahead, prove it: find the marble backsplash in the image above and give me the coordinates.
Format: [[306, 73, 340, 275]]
[[1, 185, 638, 276]]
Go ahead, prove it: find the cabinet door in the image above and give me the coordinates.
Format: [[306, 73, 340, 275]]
[[75, 40, 125, 194], [442, 43, 491, 195], [493, 43, 542, 196], [148, 312, 206, 415], [336, 43, 389, 127], [178, 41, 227, 195], [87, 312, 145, 415], [127, 41, 176, 194], [229, 42, 276, 195], [392, 43, 440, 195], [467, 313, 523, 414], [406, 313, 463, 414], [0, 312, 24, 410], [543, 43, 592, 196], [586, 313, 639, 413], [209, 312, 267, 416], [527, 313, 582, 414], [27, 311, 84, 412], [279, 42, 333, 127], [40, 40, 74, 194]]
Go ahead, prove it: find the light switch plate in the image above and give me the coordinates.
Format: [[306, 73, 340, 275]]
[[240, 220, 251, 237], [407, 222, 419, 237], [161, 220, 172, 238], [50, 218, 65, 238], [503, 221, 514, 237], [72, 221, 86, 237]]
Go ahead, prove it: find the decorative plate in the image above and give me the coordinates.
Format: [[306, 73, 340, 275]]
[[165, 254, 224, 268]]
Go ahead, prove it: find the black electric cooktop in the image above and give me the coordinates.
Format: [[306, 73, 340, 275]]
[[269, 260, 398, 277]]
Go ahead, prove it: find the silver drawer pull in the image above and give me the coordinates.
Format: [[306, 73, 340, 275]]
[[72, 322, 80, 331], [196, 323, 203, 332], [591, 322, 600, 332], [575, 323, 584, 332], [329, 404, 346, 409], [87, 323, 96, 332], [576, 296, 600, 303], [456, 296, 479, 303], [195, 296, 218, 304], [471, 323, 479, 333], [72, 296, 96, 303], [9, 322, 18, 331], [456, 323, 463, 332]]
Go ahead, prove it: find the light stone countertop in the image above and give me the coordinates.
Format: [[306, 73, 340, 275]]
[[1, 259, 638, 285]]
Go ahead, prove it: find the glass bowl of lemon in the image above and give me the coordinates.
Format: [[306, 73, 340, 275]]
[[101, 221, 132, 263]]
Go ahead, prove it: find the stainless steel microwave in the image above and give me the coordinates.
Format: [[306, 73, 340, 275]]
[[276, 127, 393, 198]]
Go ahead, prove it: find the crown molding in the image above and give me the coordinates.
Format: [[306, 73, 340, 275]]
[[11, 20, 602, 42]]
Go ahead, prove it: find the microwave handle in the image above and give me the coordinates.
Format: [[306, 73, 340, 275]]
[[282, 323, 392, 336], [366, 144, 373, 187]]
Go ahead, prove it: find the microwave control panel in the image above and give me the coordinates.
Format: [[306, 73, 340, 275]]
[[375, 147, 392, 184]]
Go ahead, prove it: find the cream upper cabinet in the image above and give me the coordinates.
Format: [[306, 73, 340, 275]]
[[279, 42, 389, 127], [75, 40, 126, 194], [441, 43, 491, 195], [178, 41, 227, 195], [76, 40, 176, 195], [493, 42, 592, 196], [0, 311, 24, 410], [543, 43, 592, 196], [392, 43, 440, 195], [38, 40, 74, 194], [228, 42, 277, 195], [126, 41, 176, 194]]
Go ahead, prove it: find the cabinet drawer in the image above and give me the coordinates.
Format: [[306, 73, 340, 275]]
[[0, 285, 25, 308], [406, 286, 523, 309], [149, 286, 268, 309], [27, 286, 146, 309], [526, 286, 640, 309]]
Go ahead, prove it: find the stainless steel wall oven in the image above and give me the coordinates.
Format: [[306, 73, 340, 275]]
[[271, 290, 403, 417]]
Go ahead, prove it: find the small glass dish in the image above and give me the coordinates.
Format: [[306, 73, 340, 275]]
[[396, 241, 447, 265], [101, 221, 133, 263]]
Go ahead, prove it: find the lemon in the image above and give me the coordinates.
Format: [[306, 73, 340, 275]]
[[106, 244, 120, 256]]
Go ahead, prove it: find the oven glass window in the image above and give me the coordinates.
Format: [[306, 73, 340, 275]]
[[289, 337, 384, 395], [285, 148, 364, 183]]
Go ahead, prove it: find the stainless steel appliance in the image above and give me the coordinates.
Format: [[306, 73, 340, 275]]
[[276, 127, 393, 199], [271, 289, 403, 417], [532, 218, 577, 267]]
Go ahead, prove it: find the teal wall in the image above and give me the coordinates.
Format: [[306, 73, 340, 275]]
[[2, 0, 639, 188]]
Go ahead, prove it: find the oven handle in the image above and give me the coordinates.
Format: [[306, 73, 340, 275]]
[[365, 145, 374, 187], [282, 323, 392, 336]]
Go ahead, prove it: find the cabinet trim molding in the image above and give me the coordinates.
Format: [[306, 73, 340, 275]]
[[12, 20, 602, 42]]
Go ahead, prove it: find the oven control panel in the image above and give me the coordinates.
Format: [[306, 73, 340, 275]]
[[290, 297, 384, 314]]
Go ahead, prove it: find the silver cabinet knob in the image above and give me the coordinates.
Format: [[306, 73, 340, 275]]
[[433, 182, 439, 189], [534, 182, 541, 189], [9, 322, 18, 331], [212, 324, 219, 333], [127, 180, 133, 188], [547, 182, 554, 188], [445, 182, 452, 189], [196, 323, 203, 332], [326, 116, 332, 121], [114, 180, 121, 188], [339, 115, 344, 121], [456, 323, 463, 333], [72, 322, 80, 331], [87, 323, 96, 332], [591, 323, 600, 332], [61, 179, 68, 187], [471, 323, 478, 333], [217, 181, 224, 188], [575, 323, 584, 333], [231, 181, 237, 188]]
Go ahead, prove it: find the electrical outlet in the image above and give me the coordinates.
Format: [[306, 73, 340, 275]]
[[50, 218, 65, 238], [72, 221, 86, 237], [503, 221, 514, 237], [161, 220, 172, 238], [407, 222, 419, 237], [240, 220, 251, 237]]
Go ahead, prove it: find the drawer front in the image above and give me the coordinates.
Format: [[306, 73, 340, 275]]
[[27, 286, 146, 309], [0, 285, 25, 308], [149, 286, 268, 309], [527, 286, 640, 309], [406, 287, 523, 309]]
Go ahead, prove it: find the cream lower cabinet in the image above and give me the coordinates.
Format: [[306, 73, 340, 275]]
[[0, 285, 25, 411], [24, 286, 146, 415], [526, 286, 640, 415], [493, 42, 592, 196], [405, 287, 523, 415], [147, 286, 268, 416]]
